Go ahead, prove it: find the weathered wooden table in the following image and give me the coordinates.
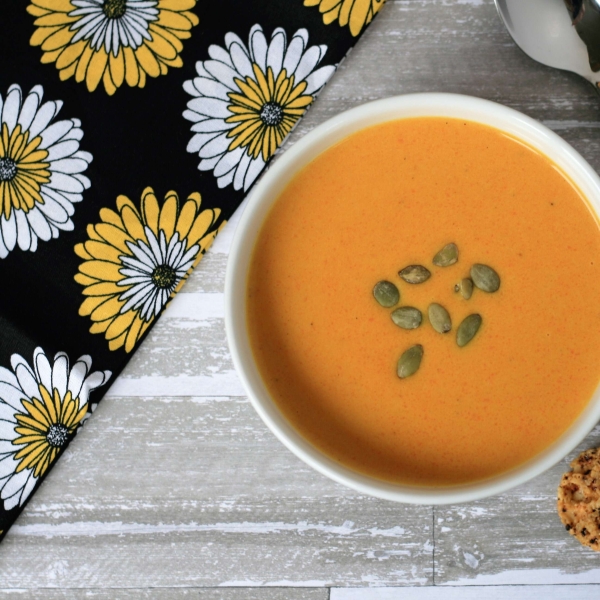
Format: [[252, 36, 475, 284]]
[[2, 0, 600, 597]]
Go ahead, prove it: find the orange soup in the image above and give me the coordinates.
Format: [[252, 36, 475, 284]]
[[246, 118, 600, 486]]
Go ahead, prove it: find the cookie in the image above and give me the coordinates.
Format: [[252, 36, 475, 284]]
[[557, 447, 600, 551]]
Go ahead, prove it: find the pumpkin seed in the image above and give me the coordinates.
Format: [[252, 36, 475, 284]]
[[391, 306, 422, 329], [470, 264, 500, 293], [433, 243, 458, 267], [399, 264, 431, 284], [456, 314, 482, 347], [428, 303, 452, 333], [397, 344, 424, 379], [455, 277, 474, 300], [373, 280, 400, 307]]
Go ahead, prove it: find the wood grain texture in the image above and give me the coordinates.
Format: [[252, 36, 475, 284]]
[[434, 425, 600, 585], [0, 396, 433, 587], [332, 585, 600, 599], [2, 0, 600, 595], [0, 590, 329, 599]]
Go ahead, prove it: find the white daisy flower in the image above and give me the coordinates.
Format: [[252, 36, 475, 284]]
[[183, 24, 336, 191], [28, 0, 199, 95], [0, 84, 93, 258], [0, 348, 111, 510], [69, 0, 159, 56], [75, 188, 220, 353], [117, 226, 200, 321]]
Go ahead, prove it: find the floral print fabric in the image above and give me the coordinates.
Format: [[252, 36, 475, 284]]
[[75, 187, 221, 352], [27, 0, 199, 94], [0, 83, 92, 256], [0, 347, 110, 510], [0, 0, 382, 541], [304, 0, 385, 36], [183, 25, 335, 191]]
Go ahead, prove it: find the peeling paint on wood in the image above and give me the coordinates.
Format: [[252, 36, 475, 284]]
[[332, 584, 600, 599], [0, 590, 329, 600]]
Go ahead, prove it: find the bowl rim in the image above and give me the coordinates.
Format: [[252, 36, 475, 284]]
[[224, 92, 600, 504]]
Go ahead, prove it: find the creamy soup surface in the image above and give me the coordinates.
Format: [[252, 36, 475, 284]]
[[246, 117, 600, 486]]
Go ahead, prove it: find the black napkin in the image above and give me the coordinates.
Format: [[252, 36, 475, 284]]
[[0, 0, 384, 541]]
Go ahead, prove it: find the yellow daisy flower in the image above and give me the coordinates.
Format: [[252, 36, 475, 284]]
[[0, 122, 50, 221], [304, 0, 385, 37], [74, 187, 222, 352], [13, 387, 88, 479], [184, 25, 335, 191], [0, 348, 111, 510], [27, 0, 199, 95], [0, 84, 93, 257], [227, 64, 313, 163]]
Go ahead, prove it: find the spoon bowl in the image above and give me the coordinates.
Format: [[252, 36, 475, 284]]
[[495, 0, 600, 90]]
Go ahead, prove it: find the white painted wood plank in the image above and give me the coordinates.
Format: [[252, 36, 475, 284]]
[[104, 325, 243, 397], [442, 569, 600, 585], [332, 585, 600, 599], [434, 426, 600, 585], [0, 590, 328, 600], [0, 396, 433, 587]]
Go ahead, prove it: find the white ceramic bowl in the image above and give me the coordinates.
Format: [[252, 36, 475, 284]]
[[224, 93, 600, 504]]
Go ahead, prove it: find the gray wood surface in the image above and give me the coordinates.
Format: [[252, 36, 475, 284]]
[[2, 0, 600, 597], [0, 592, 328, 600]]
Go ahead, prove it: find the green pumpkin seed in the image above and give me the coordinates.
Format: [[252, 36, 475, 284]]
[[373, 280, 400, 307], [433, 243, 458, 267], [391, 306, 422, 329], [428, 303, 452, 333], [397, 344, 424, 379], [470, 264, 500, 293], [456, 314, 482, 347], [455, 277, 474, 300], [399, 265, 431, 284]]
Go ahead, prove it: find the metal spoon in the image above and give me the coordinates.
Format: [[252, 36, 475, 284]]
[[495, 0, 600, 91]]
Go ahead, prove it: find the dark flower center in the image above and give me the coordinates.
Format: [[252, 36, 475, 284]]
[[46, 423, 69, 448], [0, 158, 17, 182], [260, 102, 284, 127], [152, 264, 177, 289], [103, 0, 127, 19]]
